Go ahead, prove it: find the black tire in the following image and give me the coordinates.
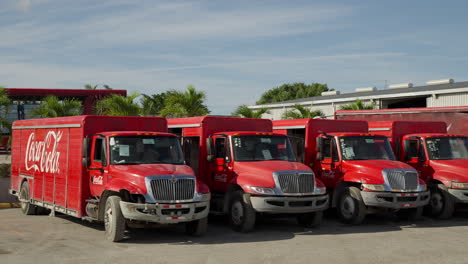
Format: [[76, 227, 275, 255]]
[[337, 186, 366, 225], [19, 182, 37, 215], [229, 190, 256, 232], [104, 196, 126, 242], [185, 217, 208, 236], [297, 211, 323, 228], [428, 184, 455, 219]]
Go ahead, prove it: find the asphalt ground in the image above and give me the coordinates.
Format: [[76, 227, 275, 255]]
[[1, 208, 468, 264]]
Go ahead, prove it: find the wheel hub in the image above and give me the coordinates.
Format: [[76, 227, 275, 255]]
[[231, 201, 244, 225], [104, 207, 113, 231], [431, 192, 443, 213]]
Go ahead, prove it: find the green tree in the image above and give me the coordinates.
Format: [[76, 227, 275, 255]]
[[0, 86, 12, 136], [140, 93, 167, 116], [339, 99, 376, 110], [232, 105, 270, 118], [33, 96, 82, 117], [95, 92, 141, 116], [84, 84, 98, 90], [103, 84, 112, 90], [256, 83, 331, 105], [160, 86, 210, 118], [281, 104, 325, 119]]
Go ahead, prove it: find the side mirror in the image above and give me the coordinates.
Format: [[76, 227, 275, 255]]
[[316, 137, 323, 152], [206, 137, 214, 162], [317, 152, 323, 161], [82, 137, 90, 167]]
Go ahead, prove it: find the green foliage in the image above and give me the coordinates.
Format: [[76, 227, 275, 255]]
[[339, 100, 376, 110], [0, 87, 12, 132], [0, 163, 10, 178], [141, 93, 167, 116], [84, 84, 98, 90], [281, 104, 325, 119], [256, 83, 331, 105], [232, 105, 270, 118], [33, 96, 82, 117], [160, 86, 210, 118], [95, 92, 141, 116]]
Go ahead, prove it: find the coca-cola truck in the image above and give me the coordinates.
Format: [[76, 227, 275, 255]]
[[368, 121, 468, 218], [9, 116, 210, 241], [167, 116, 328, 232], [335, 106, 468, 136], [273, 119, 430, 224]]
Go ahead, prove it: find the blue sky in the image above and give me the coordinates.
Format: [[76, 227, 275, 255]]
[[1, 0, 467, 114]]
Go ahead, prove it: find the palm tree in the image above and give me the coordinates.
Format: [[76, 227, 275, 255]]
[[103, 84, 112, 90], [141, 93, 166, 116], [160, 86, 210, 117], [95, 92, 141, 116], [339, 99, 376, 110], [84, 84, 98, 90], [232, 105, 270, 118], [33, 96, 82, 117], [0, 86, 12, 137], [282, 104, 325, 119]]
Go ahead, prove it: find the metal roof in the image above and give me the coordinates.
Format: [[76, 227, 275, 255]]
[[251, 81, 468, 108]]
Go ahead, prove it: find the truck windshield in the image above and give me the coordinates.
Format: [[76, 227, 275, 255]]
[[110, 136, 184, 165], [232, 135, 296, 162], [339, 136, 396, 161], [426, 137, 468, 160]]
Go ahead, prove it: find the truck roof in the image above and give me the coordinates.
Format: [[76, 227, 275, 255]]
[[405, 133, 467, 138], [100, 131, 177, 137], [213, 131, 286, 137], [167, 116, 272, 134], [368, 121, 447, 138], [273, 119, 367, 134]]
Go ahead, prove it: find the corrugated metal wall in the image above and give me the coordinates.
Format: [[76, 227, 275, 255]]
[[428, 93, 468, 107]]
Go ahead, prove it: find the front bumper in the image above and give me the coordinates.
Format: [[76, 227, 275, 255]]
[[361, 190, 430, 209], [249, 194, 329, 213], [448, 188, 468, 203], [119, 201, 209, 224]]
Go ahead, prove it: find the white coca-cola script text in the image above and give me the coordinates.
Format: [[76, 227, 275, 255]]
[[25, 131, 62, 173]]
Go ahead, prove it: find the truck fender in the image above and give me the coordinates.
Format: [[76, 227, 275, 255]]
[[331, 179, 361, 208], [104, 178, 146, 195], [432, 172, 458, 187], [222, 184, 244, 214]]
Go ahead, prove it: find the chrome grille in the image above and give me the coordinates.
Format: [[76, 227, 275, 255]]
[[385, 170, 418, 191], [277, 173, 314, 194], [150, 178, 195, 201]]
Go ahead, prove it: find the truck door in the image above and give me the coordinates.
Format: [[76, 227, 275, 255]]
[[208, 136, 234, 192], [89, 136, 109, 196], [319, 137, 341, 187], [404, 137, 431, 182]]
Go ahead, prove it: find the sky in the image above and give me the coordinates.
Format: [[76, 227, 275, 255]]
[[1, 0, 467, 114]]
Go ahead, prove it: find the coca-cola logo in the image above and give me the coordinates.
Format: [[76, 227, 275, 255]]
[[25, 131, 62, 173]]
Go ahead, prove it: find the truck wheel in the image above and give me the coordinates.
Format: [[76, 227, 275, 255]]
[[337, 186, 366, 225], [297, 211, 323, 228], [429, 184, 455, 219], [104, 196, 126, 242], [229, 190, 256, 232], [19, 182, 37, 215], [185, 217, 208, 236]]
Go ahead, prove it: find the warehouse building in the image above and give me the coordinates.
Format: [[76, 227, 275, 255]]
[[249, 79, 468, 120]]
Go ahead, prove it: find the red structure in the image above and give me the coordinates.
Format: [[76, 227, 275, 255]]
[[5, 88, 127, 116]]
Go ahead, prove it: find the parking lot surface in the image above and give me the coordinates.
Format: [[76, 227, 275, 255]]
[[1, 208, 468, 264]]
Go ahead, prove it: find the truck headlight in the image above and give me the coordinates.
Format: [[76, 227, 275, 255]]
[[362, 184, 386, 192], [195, 192, 211, 202], [249, 186, 276, 195], [314, 186, 326, 195], [418, 184, 427, 192], [451, 182, 468, 189]]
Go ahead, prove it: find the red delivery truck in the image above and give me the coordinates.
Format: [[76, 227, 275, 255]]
[[273, 119, 430, 224], [167, 116, 328, 232], [335, 106, 468, 136], [9, 116, 210, 242], [368, 121, 468, 218]]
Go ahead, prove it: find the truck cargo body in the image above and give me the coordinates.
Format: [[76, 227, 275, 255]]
[[168, 116, 328, 232], [336, 106, 468, 136], [273, 119, 430, 224], [10, 116, 209, 241], [368, 121, 468, 218]]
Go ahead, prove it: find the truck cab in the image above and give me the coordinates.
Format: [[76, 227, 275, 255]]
[[369, 121, 468, 218], [84, 131, 210, 239], [168, 116, 328, 232], [273, 119, 430, 224]]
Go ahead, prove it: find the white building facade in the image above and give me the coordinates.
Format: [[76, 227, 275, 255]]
[[249, 80, 468, 120]]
